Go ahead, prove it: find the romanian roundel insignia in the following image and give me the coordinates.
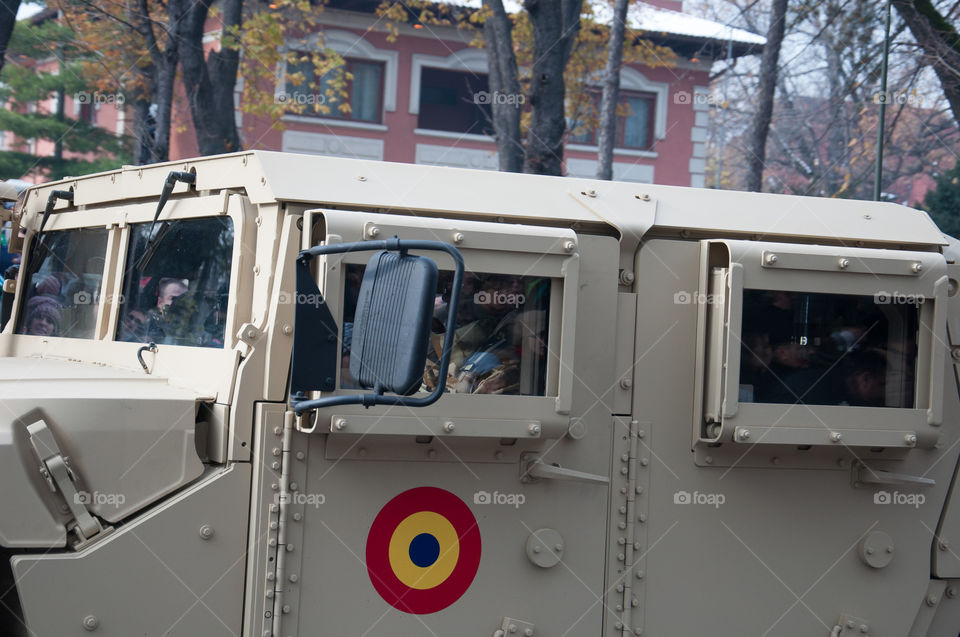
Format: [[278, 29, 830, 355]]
[[366, 487, 481, 614]]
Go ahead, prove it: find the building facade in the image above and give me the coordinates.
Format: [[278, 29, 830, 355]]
[[171, 0, 764, 186]]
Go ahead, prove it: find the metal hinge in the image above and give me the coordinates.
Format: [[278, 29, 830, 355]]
[[610, 418, 649, 637], [266, 411, 294, 637], [27, 419, 113, 548]]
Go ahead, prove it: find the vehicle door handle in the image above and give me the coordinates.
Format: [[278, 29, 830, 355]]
[[520, 454, 609, 485]]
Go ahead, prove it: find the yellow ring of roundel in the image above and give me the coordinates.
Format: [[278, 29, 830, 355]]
[[387, 511, 460, 590]]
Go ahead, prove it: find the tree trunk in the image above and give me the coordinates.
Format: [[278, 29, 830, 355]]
[[54, 86, 64, 162], [129, 67, 156, 165], [892, 0, 960, 126], [824, 16, 846, 195], [0, 0, 21, 76], [483, 0, 524, 172], [134, 0, 181, 163], [523, 0, 582, 175], [153, 57, 176, 163], [745, 0, 788, 192], [596, 0, 628, 180], [180, 0, 242, 156]]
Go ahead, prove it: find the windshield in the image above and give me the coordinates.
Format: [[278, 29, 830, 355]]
[[16, 228, 109, 338], [116, 216, 234, 348]]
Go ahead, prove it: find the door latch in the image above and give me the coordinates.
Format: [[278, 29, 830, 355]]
[[853, 462, 935, 488], [520, 453, 609, 485], [27, 419, 112, 548]]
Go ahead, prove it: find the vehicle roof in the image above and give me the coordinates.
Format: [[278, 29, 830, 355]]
[[21, 150, 947, 249]]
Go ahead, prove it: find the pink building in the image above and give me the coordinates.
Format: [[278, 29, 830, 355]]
[[172, 0, 764, 187], [0, 8, 128, 183]]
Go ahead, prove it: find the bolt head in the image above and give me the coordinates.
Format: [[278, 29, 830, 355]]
[[199, 524, 214, 540], [912, 262, 923, 273], [563, 240, 576, 252], [367, 226, 380, 238], [528, 423, 541, 436], [839, 258, 850, 269], [765, 253, 778, 265], [905, 434, 918, 445], [443, 421, 456, 433], [737, 429, 751, 441], [453, 232, 464, 243], [830, 432, 843, 443], [82, 615, 99, 631]]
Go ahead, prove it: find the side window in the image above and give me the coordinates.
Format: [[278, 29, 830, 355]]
[[286, 55, 384, 123], [417, 67, 493, 135], [116, 217, 234, 348], [341, 264, 552, 396], [16, 227, 108, 338], [739, 289, 919, 408]]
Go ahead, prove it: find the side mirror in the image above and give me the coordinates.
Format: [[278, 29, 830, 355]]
[[289, 238, 463, 414], [350, 250, 438, 395]]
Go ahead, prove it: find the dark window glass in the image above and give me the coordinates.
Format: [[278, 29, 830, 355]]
[[116, 217, 234, 348], [417, 67, 493, 135], [342, 265, 551, 395], [569, 90, 656, 150], [16, 228, 108, 338], [739, 289, 919, 408], [286, 56, 384, 123]]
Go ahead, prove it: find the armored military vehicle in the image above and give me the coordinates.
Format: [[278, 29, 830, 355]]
[[1, 151, 959, 636]]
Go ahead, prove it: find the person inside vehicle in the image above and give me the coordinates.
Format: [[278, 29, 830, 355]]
[[119, 277, 191, 344], [157, 278, 188, 313], [23, 295, 60, 336]]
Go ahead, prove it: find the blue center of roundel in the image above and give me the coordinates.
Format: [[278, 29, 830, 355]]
[[409, 533, 440, 567]]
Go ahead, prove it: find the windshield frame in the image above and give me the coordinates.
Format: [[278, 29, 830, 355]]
[[9, 193, 251, 352]]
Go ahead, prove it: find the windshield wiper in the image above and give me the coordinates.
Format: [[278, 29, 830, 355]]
[[136, 170, 195, 271]]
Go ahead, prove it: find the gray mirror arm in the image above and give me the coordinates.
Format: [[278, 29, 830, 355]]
[[291, 238, 464, 414]]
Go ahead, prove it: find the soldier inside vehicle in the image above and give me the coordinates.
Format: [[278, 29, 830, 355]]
[[738, 289, 919, 408], [341, 264, 552, 396]]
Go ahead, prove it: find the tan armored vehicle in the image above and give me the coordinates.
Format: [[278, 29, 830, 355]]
[[1, 151, 959, 636]]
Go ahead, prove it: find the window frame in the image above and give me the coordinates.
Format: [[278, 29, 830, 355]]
[[285, 54, 386, 124], [693, 239, 948, 464], [298, 209, 581, 441]]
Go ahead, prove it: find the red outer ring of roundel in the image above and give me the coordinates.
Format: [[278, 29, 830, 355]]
[[366, 487, 481, 614]]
